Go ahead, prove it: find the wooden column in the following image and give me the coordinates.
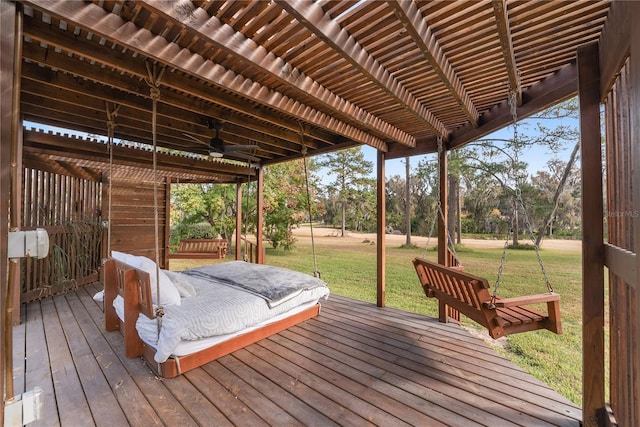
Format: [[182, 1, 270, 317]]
[[256, 167, 264, 264], [8, 3, 22, 327], [437, 144, 448, 265], [163, 177, 171, 269], [376, 150, 386, 307], [235, 181, 242, 261], [577, 42, 605, 427], [631, 1, 640, 422], [1, 1, 17, 413]]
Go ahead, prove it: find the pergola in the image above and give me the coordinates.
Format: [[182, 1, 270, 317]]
[[1, 1, 638, 425]]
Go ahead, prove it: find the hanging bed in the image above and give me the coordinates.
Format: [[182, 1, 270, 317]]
[[101, 253, 329, 378]]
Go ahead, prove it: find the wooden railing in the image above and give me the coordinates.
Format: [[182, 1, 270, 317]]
[[240, 236, 265, 264], [20, 223, 103, 303]]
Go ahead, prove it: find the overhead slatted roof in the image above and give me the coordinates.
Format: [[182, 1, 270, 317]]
[[17, 0, 610, 180]]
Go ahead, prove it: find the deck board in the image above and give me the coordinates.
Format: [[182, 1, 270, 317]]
[[11, 286, 581, 426]]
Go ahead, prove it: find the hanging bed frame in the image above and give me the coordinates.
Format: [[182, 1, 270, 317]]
[[102, 258, 321, 378]]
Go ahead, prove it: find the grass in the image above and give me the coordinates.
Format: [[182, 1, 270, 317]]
[[170, 236, 585, 406]]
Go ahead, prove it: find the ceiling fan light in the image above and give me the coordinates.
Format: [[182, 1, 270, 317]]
[[209, 150, 224, 158]]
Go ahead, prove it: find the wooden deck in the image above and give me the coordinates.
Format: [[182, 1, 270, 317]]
[[11, 284, 581, 426]]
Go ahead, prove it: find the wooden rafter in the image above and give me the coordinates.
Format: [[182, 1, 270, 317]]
[[22, 130, 255, 183], [277, 0, 448, 139], [385, 61, 578, 159], [22, 0, 388, 152], [140, 0, 414, 148], [387, 0, 479, 127], [492, 0, 522, 105], [22, 15, 339, 147]]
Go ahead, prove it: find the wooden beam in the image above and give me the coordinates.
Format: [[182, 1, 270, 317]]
[[23, 0, 388, 152], [141, 0, 413, 148], [577, 42, 605, 427], [0, 1, 17, 417], [604, 243, 636, 289], [376, 150, 386, 307], [22, 14, 351, 150], [631, 2, 640, 421], [19, 38, 316, 154], [389, 0, 479, 127], [235, 182, 242, 261], [22, 130, 255, 179], [256, 167, 265, 265], [598, 0, 630, 101], [491, 0, 521, 105], [277, 0, 446, 140], [437, 142, 447, 266]]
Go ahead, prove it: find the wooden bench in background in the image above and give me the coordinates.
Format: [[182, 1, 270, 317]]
[[413, 257, 562, 339], [168, 238, 228, 260]]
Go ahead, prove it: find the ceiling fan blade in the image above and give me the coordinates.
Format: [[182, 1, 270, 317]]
[[182, 133, 208, 146]]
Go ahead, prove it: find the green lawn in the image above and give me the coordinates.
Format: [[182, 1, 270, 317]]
[[170, 236, 585, 405]]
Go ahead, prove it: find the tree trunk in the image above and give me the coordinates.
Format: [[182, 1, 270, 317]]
[[512, 197, 520, 246], [447, 174, 458, 245], [341, 200, 346, 237], [535, 141, 580, 247], [457, 190, 462, 244], [405, 156, 412, 245]]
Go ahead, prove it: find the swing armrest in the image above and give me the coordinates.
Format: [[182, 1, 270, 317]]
[[492, 293, 560, 308]]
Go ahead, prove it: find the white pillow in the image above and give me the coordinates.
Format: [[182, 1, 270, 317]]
[[163, 270, 197, 298], [110, 251, 181, 306]]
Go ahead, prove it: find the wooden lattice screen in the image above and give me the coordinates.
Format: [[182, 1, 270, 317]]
[[604, 58, 638, 426], [21, 168, 103, 303]]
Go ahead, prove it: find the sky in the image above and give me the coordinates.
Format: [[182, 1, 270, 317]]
[[355, 114, 579, 181]]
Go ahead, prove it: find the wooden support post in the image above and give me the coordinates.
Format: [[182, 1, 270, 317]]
[[631, 2, 640, 421], [8, 3, 22, 327], [578, 42, 605, 427], [235, 181, 242, 261], [1, 1, 17, 417], [437, 142, 448, 266], [163, 177, 171, 269], [256, 167, 264, 264], [377, 150, 386, 307]]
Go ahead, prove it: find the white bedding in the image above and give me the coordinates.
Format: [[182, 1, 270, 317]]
[[113, 264, 329, 363]]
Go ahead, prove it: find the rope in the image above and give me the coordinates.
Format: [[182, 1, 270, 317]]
[[423, 137, 458, 263], [145, 61, 166, 331], [105, 103, 121, 256], [243, 173, 251, 262], [302, 146, 320, 278]]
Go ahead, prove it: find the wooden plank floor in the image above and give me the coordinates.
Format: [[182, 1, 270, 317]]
[[11, 284, 581, 426]]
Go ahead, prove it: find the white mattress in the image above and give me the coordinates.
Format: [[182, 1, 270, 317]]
[[113, 296, 318, 357]]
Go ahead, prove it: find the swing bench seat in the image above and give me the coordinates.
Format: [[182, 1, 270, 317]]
[[168, 238, 228, 260], [413, 257, 562, 339]]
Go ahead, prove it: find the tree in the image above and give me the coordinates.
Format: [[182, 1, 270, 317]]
[[411, 157, 439, 237], [263, 159, 321, 249], [531, 145, 581, 245], [171, 183, 237, 242], [318, 147, 374, 237], [462, 97, 580, 246]]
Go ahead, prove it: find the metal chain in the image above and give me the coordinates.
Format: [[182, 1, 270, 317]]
[[492, 90, 553, 298], [492, 222, 512, 306], [517, 192, 553, 293]]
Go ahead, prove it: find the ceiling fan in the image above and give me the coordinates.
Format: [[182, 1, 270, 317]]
[[183, 119, 260, 162]]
